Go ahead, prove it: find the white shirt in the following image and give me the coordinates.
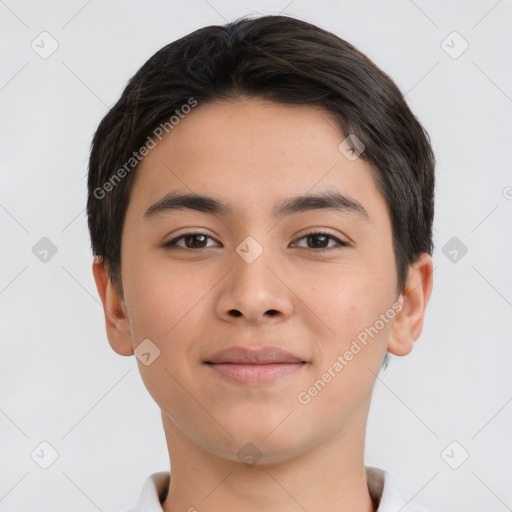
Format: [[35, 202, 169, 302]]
[[127, 467, 426, 511]]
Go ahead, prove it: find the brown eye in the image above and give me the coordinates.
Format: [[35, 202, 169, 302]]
[[306, 233, 330, 249], [164, 232, 217, 249], [293, 231, 347, 251], [183, 234, 208, 248]]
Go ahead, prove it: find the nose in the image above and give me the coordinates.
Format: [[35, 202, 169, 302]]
[[215, 241, 293, 325]]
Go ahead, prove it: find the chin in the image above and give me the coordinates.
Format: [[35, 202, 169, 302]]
[[205, 417, 312, 466]]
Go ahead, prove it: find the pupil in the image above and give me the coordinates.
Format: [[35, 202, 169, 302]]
[[309, 234, 328, 248], [188, 234, 206, 248]]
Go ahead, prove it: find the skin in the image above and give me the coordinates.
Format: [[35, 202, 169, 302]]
[[93, 97, 433, 512]]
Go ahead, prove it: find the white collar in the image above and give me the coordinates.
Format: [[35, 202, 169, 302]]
[[128, 467, 426, 512]]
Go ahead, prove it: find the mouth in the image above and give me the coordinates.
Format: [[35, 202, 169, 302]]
[[204, 346, 308, 385]]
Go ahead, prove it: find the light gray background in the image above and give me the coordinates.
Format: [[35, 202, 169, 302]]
[[1, 0, 511, 510]]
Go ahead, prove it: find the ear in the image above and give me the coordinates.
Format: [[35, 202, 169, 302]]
[[92, 256, 134, 356], [387, 253, 433, 356]]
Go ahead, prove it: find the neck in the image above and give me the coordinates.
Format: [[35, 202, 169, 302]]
[[161, 414, 376, 512]]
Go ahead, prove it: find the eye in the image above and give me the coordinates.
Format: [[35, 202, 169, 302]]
[[163, 232, 219, 250], [292, 231, 348, 251], [163, 230, 348, 251]]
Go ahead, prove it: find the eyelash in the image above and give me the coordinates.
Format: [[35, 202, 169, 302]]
[[163, 230, 348, 252]]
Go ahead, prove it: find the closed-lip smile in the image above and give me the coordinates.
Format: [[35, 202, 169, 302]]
[[204, 346, 308, 385]]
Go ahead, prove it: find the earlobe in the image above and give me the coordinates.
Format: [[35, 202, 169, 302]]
[[387, 253, 434, 357], [92, 256, 134, 356]]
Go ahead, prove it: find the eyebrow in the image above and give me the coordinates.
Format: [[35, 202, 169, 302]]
[[144, 190, 369, 221]]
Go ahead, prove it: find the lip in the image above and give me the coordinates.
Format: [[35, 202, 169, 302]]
[[206, 346, 306, 364], [204, 346, 308, 385]]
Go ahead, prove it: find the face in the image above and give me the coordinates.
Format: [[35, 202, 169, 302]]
[[107, 98, 415, 463]]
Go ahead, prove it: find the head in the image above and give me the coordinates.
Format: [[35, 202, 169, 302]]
[[88, 15, 434, 464]]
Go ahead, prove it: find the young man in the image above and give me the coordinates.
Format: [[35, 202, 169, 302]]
[[88, 14, 434, 512]]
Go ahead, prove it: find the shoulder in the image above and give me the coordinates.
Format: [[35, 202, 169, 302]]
[[366, 466, 428, 512], [125, 472, 170, 512]]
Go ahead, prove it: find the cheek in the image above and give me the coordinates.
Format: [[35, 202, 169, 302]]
[[294, 266, 378, 332], [123, 252, 203, 340], [296, 262, 396, 364], [122, 254, 213, 384], [295, 279, 395, 427]]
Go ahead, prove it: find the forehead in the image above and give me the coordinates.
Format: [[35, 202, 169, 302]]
[[126, 98, 388, 223]]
